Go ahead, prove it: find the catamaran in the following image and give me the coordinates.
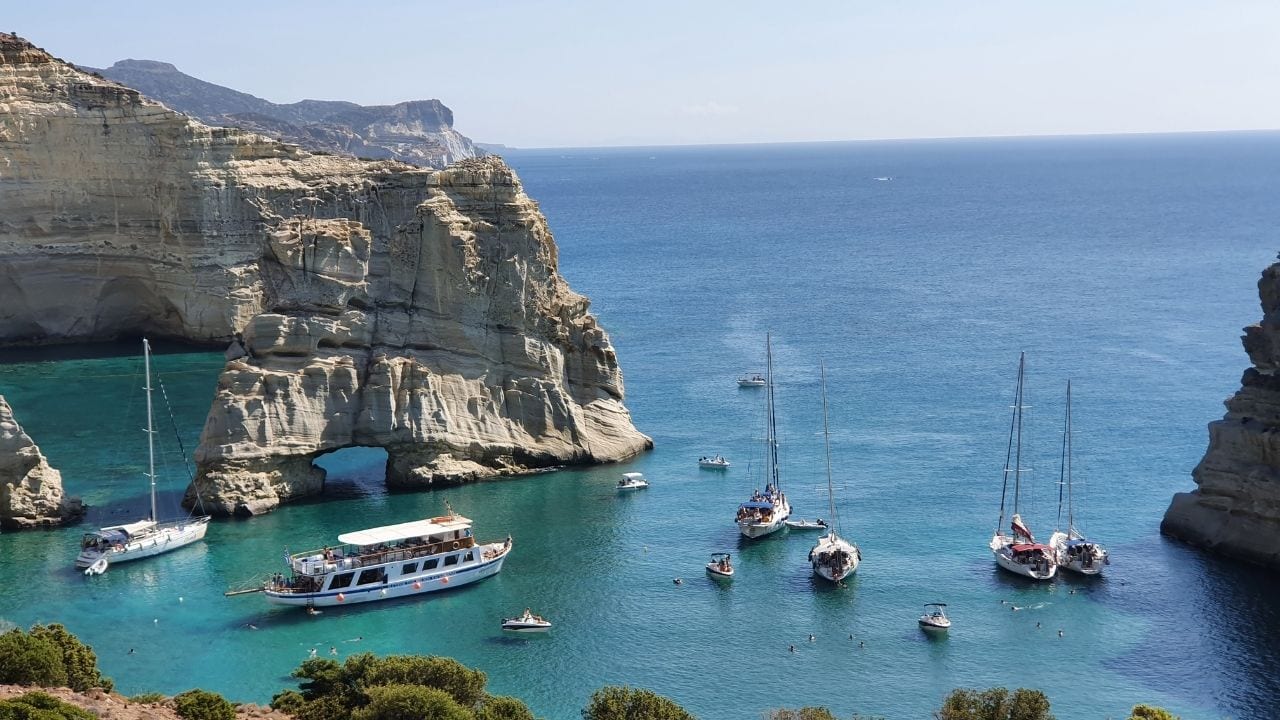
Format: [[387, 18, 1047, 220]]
[[262, 505, 511, 608], [735, 334, 791, 538], [75, 339, 210, 573], [1048, 380, 1109, 575], [808, 364, 860, 583], [989, 353, 1056, 580]]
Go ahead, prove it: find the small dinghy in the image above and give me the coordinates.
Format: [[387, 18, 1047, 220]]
[[617, 472, 649, 490], [698, 455, 731, 469], [918, 603, 951, 632], [502, 609, 551, 632], [784, 519, 828, 531], [737, 373, 766, 387], [705, 552, 734, 578], [83, 557, 109, 576]]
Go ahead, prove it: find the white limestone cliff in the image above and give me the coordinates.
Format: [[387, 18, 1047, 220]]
[[1162, 261, 1280, 569], [0, 395, 82, 529], [0, 34, 651, 516]]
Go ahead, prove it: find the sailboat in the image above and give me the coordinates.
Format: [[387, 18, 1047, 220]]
[[75, 339, 211, 573], [1048, 380, 1109, 575], [989, 352, 1056, 580], [735, 334, 791, 538], [808, 364, 860, 582]]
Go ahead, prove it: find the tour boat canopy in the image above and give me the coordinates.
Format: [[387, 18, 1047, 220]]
[[337, 516, 472, 546], [621, 472, 645, 480], [1010, 543, 1050, 553], [95, 520, 158, 538], [739, 501, 775, 510]]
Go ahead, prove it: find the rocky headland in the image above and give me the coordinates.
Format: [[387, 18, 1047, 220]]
[[89, 59, 478, 167], [1162, 261, 1280, 569], [0, 395, 81, 529], [0, 34, 650, 517]]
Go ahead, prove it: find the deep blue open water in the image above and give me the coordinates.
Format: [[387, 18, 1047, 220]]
[[2, 133, 1279, 719]]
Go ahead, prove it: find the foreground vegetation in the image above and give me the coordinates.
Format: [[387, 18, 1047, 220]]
[[0, 624, 1182, 719]]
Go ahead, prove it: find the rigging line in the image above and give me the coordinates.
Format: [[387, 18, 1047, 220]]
[[997, 352, 1021, 532], [155, 373, 206, 517], [1057, 380, 1068, 532], [1012, 352, 1025, 517]]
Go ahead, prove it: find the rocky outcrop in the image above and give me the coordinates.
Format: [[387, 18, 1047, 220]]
[[0, 395, 82, 529], [90, 59, 479, 167], [1162, 261, 1280, 569], [190, 157, 651, 515], [0, 34, 649, 514]]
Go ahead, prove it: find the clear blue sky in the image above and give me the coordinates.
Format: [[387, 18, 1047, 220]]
[[11, 1, 1280, 148]]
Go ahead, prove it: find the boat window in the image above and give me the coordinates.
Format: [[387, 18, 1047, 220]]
[[443, 554, 460, 567], [402, 562, 418, 574], [328, 572, 354, 590], [423, 558, 439, 570], [428, 535, 442, 543], [357, 568, 385, 585], [466, 551, 475, 562]]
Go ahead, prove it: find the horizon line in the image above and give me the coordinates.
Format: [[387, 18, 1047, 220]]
[[486, 127, 1280, 153]]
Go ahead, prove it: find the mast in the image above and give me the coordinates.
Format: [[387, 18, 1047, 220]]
[[997, 352, 1025, 533], [1065, 379, 1074, 534], [1012, 352, 1026, 516], [766, 333, 780, 491], [144, 338, 157, 523], [820, 364, 839, 534]]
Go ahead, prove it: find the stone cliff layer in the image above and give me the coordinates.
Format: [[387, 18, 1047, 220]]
[[0, 395, 82, 529], [1162, 261, 1280, 569], [0, 34, 651, 514]]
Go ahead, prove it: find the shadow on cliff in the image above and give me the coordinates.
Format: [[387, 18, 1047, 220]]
[[0, 338, 225, 364], [1097, 534, 1280, 717]]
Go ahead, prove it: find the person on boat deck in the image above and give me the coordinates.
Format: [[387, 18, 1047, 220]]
[[323, 547, 335, 561]]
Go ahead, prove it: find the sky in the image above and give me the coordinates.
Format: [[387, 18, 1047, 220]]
[[9, 1, 1280, 148]]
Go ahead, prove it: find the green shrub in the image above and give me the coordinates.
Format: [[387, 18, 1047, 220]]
[[173, 689, 235, 720], [935, 688, 1053, 720], [269, 689, 306, 714], [0, 691, 96, 720], [287, 652, 495, 718], [583, 686, 694, 720], [129, 693, 168, 704], [765, 710, 838, 720], [477, 695, 536, 720], [1128, 707, 1179, 720], [352, 684, 471, 720], [0, 630, 68, 688], [357, 654, 488, 707], [28, 625, 112, 692]]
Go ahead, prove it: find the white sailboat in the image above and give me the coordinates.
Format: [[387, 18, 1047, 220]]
[[75, 339, 211, 572], [735, 334, 791, 538], [1048, 380, 1109, 575], [989, 352, 1056, 581], [808, 364, 860, 582]]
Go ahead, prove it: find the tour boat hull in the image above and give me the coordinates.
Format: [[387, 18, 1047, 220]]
[[705, 563, 734, 578], [919, 618, 951, 632], [738, 514, 787, 538], [502, 618, 551, 632], [265, 543, 510, 608], [809, 534, 860, 582], [992, 548, 1056, 580], [75, 518, 210, 569]]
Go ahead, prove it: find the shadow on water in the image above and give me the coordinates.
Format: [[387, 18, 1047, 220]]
[[1101, 535, 1280, 718]]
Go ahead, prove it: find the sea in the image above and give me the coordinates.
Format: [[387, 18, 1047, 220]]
[[2, 132, 1279, 720]]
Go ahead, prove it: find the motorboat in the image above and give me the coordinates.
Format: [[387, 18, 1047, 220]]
[[617, 472, 649, 490], [808, 364, 860, 583], [698, 455, 731, 469], [502, 609, 551, 632], [1048, 380, 1110, 575], [737, 373, 766, 387], [989, 353, 1056, 581], [261, 504, 512, 608], [705, 552, 734, 578], [919, 603, 951, 631], [784, 519, 828, 530]]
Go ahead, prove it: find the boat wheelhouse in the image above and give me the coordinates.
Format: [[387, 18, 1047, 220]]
[[263, 511, 511, 608]]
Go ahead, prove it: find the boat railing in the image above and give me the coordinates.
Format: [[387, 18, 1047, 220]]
[[290, 536, 478, 576]]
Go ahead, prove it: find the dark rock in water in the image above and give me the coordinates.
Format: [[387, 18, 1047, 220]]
[[1162, 261, 1280, 569]]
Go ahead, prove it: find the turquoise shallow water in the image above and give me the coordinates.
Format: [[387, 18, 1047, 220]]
[[2, 134, 1280, 719]]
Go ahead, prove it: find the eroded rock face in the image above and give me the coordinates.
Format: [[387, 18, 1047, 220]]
[[0, 395, 83, 529], [0, 33, 432, 345], [1, 34, 650, 515], [1162, 262, 1280, 569], [191, 158, 652, 515]]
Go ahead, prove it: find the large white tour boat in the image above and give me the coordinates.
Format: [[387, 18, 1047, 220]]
[[263, 508, 512, 608]]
